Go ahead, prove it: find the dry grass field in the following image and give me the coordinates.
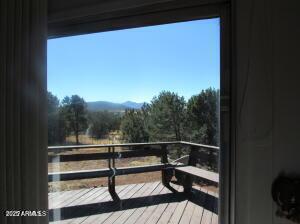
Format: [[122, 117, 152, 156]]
[[65, 131, 123, 145]]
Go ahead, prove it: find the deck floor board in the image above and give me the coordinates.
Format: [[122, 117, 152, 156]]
[[49, 182, 218, 224], [122, 183, 165, 224], [114, 182, 160, 224]]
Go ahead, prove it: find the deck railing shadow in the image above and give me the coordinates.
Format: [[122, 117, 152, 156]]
[[49, 186, 218, 221]]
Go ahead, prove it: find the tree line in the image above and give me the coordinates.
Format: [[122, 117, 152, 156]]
[[121, 89, 219, 146], [48, 88, 219, 147], [48, 93, 120, 145]]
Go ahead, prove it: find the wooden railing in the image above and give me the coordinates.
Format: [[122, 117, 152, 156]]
[[48, 141, 219, 200]]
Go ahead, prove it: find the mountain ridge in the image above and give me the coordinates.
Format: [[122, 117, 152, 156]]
[[87, 100, 145, 112]]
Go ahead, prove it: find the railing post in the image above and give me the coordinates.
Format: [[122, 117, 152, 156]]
[[108, 146, 119, 201], [188, 146, 197, 166], [161, 145, 176, 192], [183, 146, 197, 194]]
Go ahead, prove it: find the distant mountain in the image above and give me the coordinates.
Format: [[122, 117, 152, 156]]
[[87, 100, 145, 112], [121, 101, 145, 109]]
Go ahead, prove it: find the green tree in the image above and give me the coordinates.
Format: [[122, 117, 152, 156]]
[[48, 92, 59, 114], [120, 109, 149, 143], [47, 92, 67, 145], [48, 92, 59, 145], [88, 111, 121, 139], [61, 95, 88, 145], [187, 88, 219, 145], [148, 91, 187, 142]]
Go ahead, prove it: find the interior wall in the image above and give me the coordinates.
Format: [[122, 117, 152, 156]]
[[234, 0, 300, 223]]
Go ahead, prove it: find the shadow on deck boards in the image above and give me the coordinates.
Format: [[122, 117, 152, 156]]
[[49, 187, 218, 222]]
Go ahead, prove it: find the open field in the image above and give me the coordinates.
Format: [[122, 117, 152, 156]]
[[65, 131, 122, 145]]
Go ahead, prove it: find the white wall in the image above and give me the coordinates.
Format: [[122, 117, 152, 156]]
[[235, 0, 300, 223]]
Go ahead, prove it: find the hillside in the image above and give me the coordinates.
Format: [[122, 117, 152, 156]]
[[121, 101, 145, 109], [87, 100, 145, 112]]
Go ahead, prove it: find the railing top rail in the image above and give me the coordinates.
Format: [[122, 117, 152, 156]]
[[180, 141, 219, 150], [48, 141, 219, 151]]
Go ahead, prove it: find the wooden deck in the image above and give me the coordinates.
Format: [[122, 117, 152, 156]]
[[48, 182, 218, 224]]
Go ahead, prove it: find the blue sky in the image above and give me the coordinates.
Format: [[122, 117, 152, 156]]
[[47, 18, 220, 103]]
